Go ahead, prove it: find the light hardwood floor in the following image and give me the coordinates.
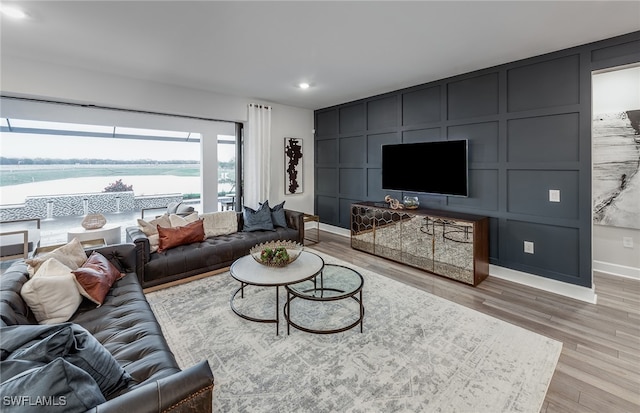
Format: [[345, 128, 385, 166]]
[[310, 231, 640, 413]]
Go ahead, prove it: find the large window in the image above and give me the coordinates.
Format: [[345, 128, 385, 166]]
[[0, 116, 238, 244], [0, 118, 201, 205]]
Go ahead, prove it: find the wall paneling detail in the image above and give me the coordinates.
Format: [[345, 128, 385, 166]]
[[314, 31, 640, 287]]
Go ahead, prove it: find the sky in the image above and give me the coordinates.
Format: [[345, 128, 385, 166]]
[[0, 132, 236, 162]]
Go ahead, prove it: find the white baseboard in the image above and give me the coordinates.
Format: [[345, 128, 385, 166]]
[[489, 265, 597, 304], [319, 223, 598, 304], [319, 223, 350, 237], [593, 260, 640, 280]]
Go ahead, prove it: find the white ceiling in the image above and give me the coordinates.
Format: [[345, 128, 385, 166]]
[[1, 1, 639, 110]]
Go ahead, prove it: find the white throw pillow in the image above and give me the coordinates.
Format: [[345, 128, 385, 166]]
[[20, 258, 83, 324], [147, 234, 160, 253], [168, 212, 199, 228], [25, 237, 88, 277], [201, 211, 238, 238]]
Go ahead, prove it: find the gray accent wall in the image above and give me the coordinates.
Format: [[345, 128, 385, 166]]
[[314, 31, 640, 287]]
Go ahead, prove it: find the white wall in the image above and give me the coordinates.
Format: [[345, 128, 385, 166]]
[[269, 105, 314, 213], [592, 65, 640, 279], [0, 55, 315, 214]]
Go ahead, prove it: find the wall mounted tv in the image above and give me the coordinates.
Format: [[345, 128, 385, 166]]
[[382, 140, 469, 197]]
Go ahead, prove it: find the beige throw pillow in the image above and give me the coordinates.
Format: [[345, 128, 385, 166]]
[[147, 234, 160, 253], [201, 211, 238, 238], [137, 214, 171, 236], [168, 212, 199, 228], [21, 258, 83, 324], [137, 214, 172, 253], [26, 237, 88, 277]]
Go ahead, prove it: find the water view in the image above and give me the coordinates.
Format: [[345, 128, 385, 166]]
[[1, 121, 237, 246]]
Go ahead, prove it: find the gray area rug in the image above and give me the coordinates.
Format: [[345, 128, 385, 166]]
[[146, 250, 562, 412]]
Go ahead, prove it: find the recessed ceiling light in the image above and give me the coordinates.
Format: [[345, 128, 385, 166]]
[[298, 83, 310, 90], [0, 5, 27, 19]]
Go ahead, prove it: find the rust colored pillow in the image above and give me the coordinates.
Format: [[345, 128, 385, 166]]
[[72, 251, 124, 306], [157, 219, 205, 253]]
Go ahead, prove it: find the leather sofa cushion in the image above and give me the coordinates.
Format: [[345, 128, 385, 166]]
[[1, 263, 37, 327], [69, 274, 181, 396]]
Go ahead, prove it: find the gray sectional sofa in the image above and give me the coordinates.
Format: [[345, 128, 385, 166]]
[[125, 209, 305, 289], [0, 243, 214, 413]]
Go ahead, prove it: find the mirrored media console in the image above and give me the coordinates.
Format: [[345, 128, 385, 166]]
[[351, 202, 489, 286]]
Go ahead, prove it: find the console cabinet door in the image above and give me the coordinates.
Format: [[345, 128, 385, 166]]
[[401, 214, 434, 272], [372, 209, 405, 261], [351, 204, 375, 254], [432, 219, 475, 284]]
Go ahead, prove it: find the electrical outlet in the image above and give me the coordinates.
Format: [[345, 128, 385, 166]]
[[524, 241, 535, 254], [623, 237, 634, 248], [549, 189, 560, 202]]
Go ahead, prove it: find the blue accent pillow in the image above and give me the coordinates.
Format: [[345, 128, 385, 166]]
[[269, 201, 287, 228], [0, 323, 131, 397], [243, 201, 275, 232], [0, 358, 106, 413]]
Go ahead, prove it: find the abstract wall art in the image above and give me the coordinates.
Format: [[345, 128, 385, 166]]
[[284, 137, 303, 194], [592, 110, 640, 230]]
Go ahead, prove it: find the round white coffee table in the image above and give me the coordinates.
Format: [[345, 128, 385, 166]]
[[230, 251, 324, 335], [67, 223, 121, 245]]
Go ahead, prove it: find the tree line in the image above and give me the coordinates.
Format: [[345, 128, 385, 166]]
[[0, 157, 200, 165]]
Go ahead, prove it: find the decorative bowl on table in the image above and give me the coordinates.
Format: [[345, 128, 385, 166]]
[[250, 240, 304, 267], [403, 196, 420, 210], [81, 213, 107, 229]]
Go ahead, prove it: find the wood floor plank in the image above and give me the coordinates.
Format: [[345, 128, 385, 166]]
[[560, 347, 640, 394], [576, 343, 640, 376], [548, 367, 639, 412], [312, 231, 640, 413]]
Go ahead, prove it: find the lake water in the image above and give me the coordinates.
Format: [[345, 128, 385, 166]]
[[0, 175, 230, 205]]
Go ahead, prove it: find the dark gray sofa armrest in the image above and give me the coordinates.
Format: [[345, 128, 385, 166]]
[[284, 209, 305, 243], [86, 243, 138, 274], [86, 360, 214, 413], [125, 227, 150, 285], [125, 226, 150, 261]]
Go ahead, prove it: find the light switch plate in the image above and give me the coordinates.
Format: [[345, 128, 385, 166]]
[[549, 189, 560, 202], [524, 241, 535, 254], [623, 237, 634, 248]]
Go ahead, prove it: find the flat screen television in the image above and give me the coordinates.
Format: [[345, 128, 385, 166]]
[[382, 140, 469, 197]]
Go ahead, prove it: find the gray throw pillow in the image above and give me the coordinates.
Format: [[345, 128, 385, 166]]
[[243, 201, 275, 232], [176, 203, 195, 215], [269, 201, 287, 228], [0, 357, 106, 413], [1, 323, 131, 397], [166, 201, 181, 214]]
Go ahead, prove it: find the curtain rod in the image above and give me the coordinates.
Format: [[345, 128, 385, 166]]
[[248, 103, 272, 110], [0, 95, 236, 124]]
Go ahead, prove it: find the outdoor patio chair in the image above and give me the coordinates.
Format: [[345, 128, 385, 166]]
[[0, 218, 41, 261]]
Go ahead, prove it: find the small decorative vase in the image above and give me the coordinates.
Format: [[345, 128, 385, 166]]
[[81, 213, 107, 230], [403, 196, 419, 209]]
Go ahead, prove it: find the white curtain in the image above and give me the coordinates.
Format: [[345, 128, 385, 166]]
[[244, 103, 272, 208]]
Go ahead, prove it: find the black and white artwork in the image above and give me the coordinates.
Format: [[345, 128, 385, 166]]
[[592, 110, 640, 229], [284, 137, 303, 194]]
